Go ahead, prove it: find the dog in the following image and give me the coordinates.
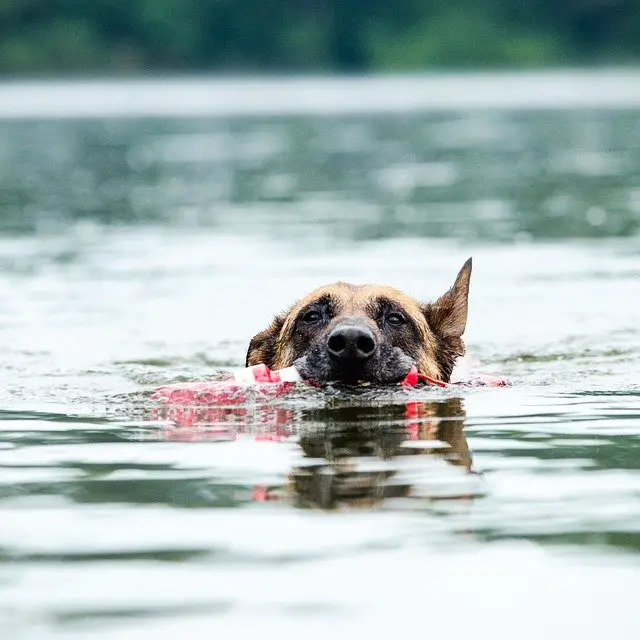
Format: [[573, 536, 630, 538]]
[[246, 258, 472, 386]]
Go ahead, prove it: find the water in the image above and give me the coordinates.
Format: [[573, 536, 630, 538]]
[[0, 74, 639, 638]]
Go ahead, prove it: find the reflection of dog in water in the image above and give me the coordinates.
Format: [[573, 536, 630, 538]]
[[153, 396, 481, 510], [292, 398, 479, 509]]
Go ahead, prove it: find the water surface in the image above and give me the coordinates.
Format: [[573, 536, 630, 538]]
[[0, 75, 639, 639]]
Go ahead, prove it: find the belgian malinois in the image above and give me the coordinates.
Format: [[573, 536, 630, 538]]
[[246, 258, 472, 386]]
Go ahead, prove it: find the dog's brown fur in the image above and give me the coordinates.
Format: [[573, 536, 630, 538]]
[[246, 258, 472, 384]]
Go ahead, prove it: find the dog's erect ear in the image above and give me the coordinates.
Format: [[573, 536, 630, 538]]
[[423, 258, 472, 340], [245, 316, 284, 367]]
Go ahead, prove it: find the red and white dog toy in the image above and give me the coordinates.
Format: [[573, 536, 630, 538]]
[[151, 363, 509, 406]]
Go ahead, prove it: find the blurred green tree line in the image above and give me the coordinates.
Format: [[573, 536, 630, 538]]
[[1, 0, 639, 75]]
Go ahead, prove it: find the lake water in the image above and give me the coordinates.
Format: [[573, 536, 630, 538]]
[[0, 73, 639, 639]]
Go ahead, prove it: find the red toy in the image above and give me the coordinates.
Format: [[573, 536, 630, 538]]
[[151, 363, 509, 407]]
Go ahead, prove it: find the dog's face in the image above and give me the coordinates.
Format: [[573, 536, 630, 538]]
[[246, 258, 472, 385]]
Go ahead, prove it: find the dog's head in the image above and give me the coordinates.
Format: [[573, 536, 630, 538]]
[[246, 258, 472, 385]]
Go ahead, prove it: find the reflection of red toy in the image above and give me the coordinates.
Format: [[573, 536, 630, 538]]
[[149, 364, 507, 503], [150, 404, 296, 442]]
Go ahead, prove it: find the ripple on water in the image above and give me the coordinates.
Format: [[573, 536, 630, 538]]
[[1, 88, 640, 637]]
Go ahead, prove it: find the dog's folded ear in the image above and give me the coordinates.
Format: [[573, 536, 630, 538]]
[[245, 316, 284, 367], [422, 257, 472, 343]]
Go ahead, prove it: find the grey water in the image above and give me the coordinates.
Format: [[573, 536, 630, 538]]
[[0, 74, 639, 639]]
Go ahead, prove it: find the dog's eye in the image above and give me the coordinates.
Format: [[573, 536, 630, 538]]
[[301, 310, 322, 324], [387, 312, 406, 326]]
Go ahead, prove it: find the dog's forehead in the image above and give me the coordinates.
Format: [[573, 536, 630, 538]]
[[296, 282, 423, 313]]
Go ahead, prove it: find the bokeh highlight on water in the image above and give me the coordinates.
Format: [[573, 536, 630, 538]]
[[0, 75, 639, 639]]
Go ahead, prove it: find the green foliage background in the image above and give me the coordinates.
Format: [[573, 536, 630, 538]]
[[1, 0, 639, 75]]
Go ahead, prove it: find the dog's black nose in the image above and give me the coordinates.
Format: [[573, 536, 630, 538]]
[[326, 325, 376, 361]]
